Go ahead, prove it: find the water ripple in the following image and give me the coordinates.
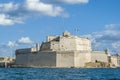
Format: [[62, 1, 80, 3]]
[[0, 68, 120, 80]]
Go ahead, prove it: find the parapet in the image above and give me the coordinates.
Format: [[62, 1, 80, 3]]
[[63, 31, 71, 37]]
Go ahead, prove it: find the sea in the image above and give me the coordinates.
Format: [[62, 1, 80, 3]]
[[0, 68, 120, 80]]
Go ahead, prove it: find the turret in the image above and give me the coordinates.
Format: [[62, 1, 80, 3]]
[[63, 31, 71, 37]]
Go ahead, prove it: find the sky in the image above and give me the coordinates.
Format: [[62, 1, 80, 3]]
[[0, 0, 120, 57]]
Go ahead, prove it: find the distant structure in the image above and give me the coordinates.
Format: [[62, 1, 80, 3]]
[[0, 57, 15, 68], [15, 31, 119, 68], [110, 54, 120, 67]]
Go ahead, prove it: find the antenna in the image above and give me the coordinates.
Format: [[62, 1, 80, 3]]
[[62, 17, 65, 32], [75, 28, 80, 36]]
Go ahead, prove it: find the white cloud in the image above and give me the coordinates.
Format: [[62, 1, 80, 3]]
[[0, 14, 23, 26], [105, 24, 120, 29], [25, 0, 64, 17], [0, 37, 34, 57], [41, 0, 89, 4], [0, 2, 19, 12], [0, 14, 14, 25], [0, 2, 23, 26], [3, 37, 33, 48], [112, 41, 120, 49], [0, 0, 89, 26], [85, 24, 120, 53], [18, 37, 33, 44], [105, 24, 115, 29], [7, 41, 17, 48], [0, 0, 67, 26], [60, 0, 89, 4]]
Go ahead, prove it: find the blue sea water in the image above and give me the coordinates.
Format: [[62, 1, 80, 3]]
[[0, 68, 120, 80]]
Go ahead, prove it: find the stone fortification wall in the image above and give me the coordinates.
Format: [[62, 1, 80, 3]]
[[91, 51, 108, 62], [40, 36, 91, 52], [40, 42, 51, 51], [47, 36, 59, 42], [15, 48, 31, 54], [15, 50, 92, 68], [15, 50, 108, 68], [59, 37, 76, 51], [56, 51, 91, 68], [15, 52, 29, 67], [50, 42, 60, 51], [15, 52, 56, 67], [74, 51, 91, 67], [75, 37, 91, 51], [56, 51, 74, 68]]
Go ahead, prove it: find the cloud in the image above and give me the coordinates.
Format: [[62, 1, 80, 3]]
[[7, 41, 18, 48], [18, 37, 33, 44], [59, 0, 89, 4], [0, 0, 67, 26], [0, 2, 23, 26], [25, 0, 64, 17], [0, 14, 14, 25], [105, 24, 120, 30], [0, 0, 89, 26], [85, 24, 120, 53], [4, 37, 33, 46], [112, 41, 120, 49], [1, 37, 33, 48], [0, 14, 23, 26], [0, 2, 19, 12], [0, 37, 34, 57], [41, 0, 89, 4]]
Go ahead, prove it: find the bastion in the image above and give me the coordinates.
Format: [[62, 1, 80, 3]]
[[15, 32, 109, 68]]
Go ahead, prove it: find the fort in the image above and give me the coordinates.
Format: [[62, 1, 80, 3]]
[[14, 32, 120, 68]]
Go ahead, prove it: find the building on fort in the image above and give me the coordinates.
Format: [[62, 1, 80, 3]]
[[14, 32, 119, 68]]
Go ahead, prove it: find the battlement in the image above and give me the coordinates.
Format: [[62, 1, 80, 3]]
[[40, 32, 92, 52]]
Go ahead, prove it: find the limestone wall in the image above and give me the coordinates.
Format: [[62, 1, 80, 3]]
[[16, 48, 31, 54], [41, 34, 92, 52], [59, 37, 76, 51], [50, 36, 91, 51], [50, 42, 60, 51], [15, 53, 29, 67], [15, 50, 108, 68], [91, 51, 108, 62], [75, 38, 91, 51], [56, 51, 74, 67], [40, 42, 51, 51], [15, 52, 56, 67], [56, 51, 91, 68], [47, 36, 59, 42], [74, 51, 91, 67]]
